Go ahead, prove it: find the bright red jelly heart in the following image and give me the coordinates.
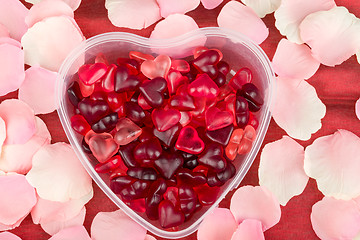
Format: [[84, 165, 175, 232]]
[[67, 47, 265, 230]]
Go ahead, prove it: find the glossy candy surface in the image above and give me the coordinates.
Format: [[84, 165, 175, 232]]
[[67, 48, 263, 229]]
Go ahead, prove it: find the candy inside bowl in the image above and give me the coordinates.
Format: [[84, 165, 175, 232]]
[[57, 27, 274, 239]]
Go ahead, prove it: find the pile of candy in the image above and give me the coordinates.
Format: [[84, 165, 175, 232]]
[[66, 47, 264, 229]]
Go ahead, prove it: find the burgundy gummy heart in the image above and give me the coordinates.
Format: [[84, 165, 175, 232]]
[[139, 77, 167, 108], [205, 124, 234, 146], [175, 126, 205, 154], [198, 142, 227, 172], [78, 98, 110, 124], [178, 184, 197, 214], [177, 168, 206, 186], [153, 123, 182, 148], [192, 50, 221, 79], [114, 65, 141, 93], [133, 138, 162, 161], [78, 62, 108, 85], [152, 108, 181, 132], [154, 152, 184, 179], [205, 106, 234, 131], [146, 179, 167, 220]]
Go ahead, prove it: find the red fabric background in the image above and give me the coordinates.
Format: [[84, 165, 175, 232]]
[[3, 0, 360, 239]]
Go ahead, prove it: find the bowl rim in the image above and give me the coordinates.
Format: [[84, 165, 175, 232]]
[[57, 26, 275, 239]]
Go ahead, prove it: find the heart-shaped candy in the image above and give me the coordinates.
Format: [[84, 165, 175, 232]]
[[225, 128, 244, 160], [166, 69, 189, 94], [205, 106, 234, 131], [170, 84, 196, 111], [114, 65, 141, 93], [139, 77, 167, 108], [188, 74, 219, 99], [198, 142, 227, 172], [101, 64, 117, 92], [175, 126, 205, 154], [158, 200, 185, 228], [153, 123, 182, 148], [78, 62, 108, 85], [205, 124, 234, 146], [133, 138, 162, 161], [192, 49, 221, 79], [177, 168, 206, 186], [178, 184, 197, 214], [78, 98, 110, 124], [114, 117, 142, 145], [171, 59, 190, 73], [146, 179, 167, 220], [229, 67, 252, 90], [91, 112, 119, 133], [152, 108, 181, 132], [88, 133, 119, 163], [154, 152, 184, 179], [141, 55, 171, 79]]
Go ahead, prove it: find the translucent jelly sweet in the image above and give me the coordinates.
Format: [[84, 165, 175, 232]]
[[66, 47, 264, 229]]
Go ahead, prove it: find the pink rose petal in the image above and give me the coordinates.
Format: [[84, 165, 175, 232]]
[[231, 219, 265, 240], [241, 0, 281, 18], [21, 16, 85, 72], [271, 77, 326, 140], [0, 0, 28, 41], [26, 143, 93, 202], [217, 1, 269, 44], [49, 225, 91, 240], [201, 0, 223, 10], [144, 235, 157, 240], [150, 14, 199, 39], [304, 129, 360, 200], [259, 136, 308, 206], [0, 117, 51, 174], [0, 99, 36, 145], [25, 0, 74, 28], [0, 43, 25, 96], [105, 0, 161, 30], [0, 216, 26, 231], [18, 66, 58, 115], [0, 24, 9, 38], [230, 185, 281, 230], [156, 0, 200, 18], [272, 39, 320, 80], [197, 208, 237, 240], [0, 37, 22, 48], [0, 117, 5, 155], [32, 190, 93, 225], [0, 173, 37, 226], [311, 197, 360, 240], [25, 0, 81, 10], [0, 232, 22, 240], [299, 6, 360, 66], [91, 209, 147, 240], [356, 98, 360, 121], [41, 207, 86, 235], [274, 0, 335, 44]]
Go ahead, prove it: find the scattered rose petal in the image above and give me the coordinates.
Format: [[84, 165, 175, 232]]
[[299, 7, 360, 66], [91, 209, 147, 240], [32, 190, 93, 225], [25, 0, 81, 10], [26, 142, 93, 202], [144, 235, 157, 240], [18, 66, 58, 115], [0, 99, 36, 145], [311, 197, 360, 240], [274, 0, 335, 44], [0, 232, 22, 240], [0, 43, 25, 96], [197, 208, 237, 240], [41, 207, 86, 235], [0, 117, 51, 174], [241, 0, 281, 18], [25, 0, 74, 28], [0, 216, 25, 231], [231, 219, 264, 240], [150, 14, 199, 39], [21, 16, 85, 72], [0, 117, 5, 155], [0, 24, 9, 37], [230, 185, 281, 230], [201, 0, 223, 9], [356, 98, 360, 121], [156, 0, 200, 18], [271, 77, 326, 141], [217, 1, 269, 44], [0, 174, 37, 227], [259, 136, 308, 206], [272, 39, 320, 80], [0, 0, 28, 41], [304, 129, 360, 200], [105, 0, 161, 30], [0, 37, 22, 48], [48, 225, 91, 240]]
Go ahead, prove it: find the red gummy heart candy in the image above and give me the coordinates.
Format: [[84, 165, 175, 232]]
[[171, 59, 190, 73], [187, 74, 219, 99], [192, 50, 221, 79], [170, 84, 196, 111], [141, 54, 171, 79], [205, 106, 234, 131], [70, 114, 91, 136], [225, 128, 244, 160], [139, 77, 167, 108], [178, 184, 197, 214], [78, 62, 108, 85], [101, 64, 117, 92], [158, 200, 185, 228], [237, 125, 256, 155], [154, 151, 184, 179], [198, 142, 227, 172], [95, 155, 127, 173], [229, 67, 252, 90], [114, 117, 142, 145], [152, 108, 181, 132], [166, 69, 188, 94], [175, 126, 205, 154], [114, 66, 141, 93], [88, 133, 119, 163]]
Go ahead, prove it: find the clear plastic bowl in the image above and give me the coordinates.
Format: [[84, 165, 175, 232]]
[[57, 27, 274, 239]]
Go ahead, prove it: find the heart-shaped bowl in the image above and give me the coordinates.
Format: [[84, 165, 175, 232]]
[[57, 27, 274, 239]]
